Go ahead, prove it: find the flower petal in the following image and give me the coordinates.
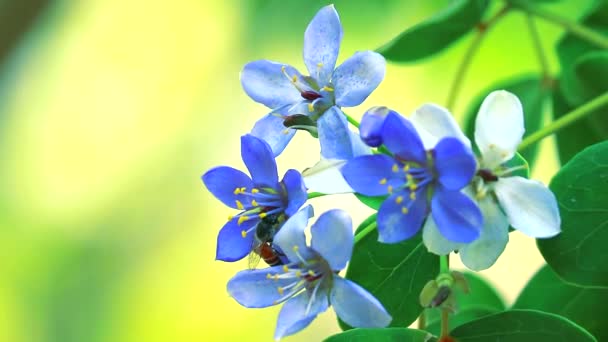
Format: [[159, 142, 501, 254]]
[[381, 112, 427, 164], [227, 265, 294, 308], [283, 169, 307, 217], [318, 106, 370, 160], [274, 290, 329, 340], [341, 154, 398, 196], [377, 191, 428, 243], [474, 90, 525, 168], [431, 188, 482, 243], [330, 277, 391, 328], [273, 205, 316, 262], [459, 196, 509, 271], [410, 103, 471, 149], [202, 166, 253, 209], [422, 216, 464, 255], [434, 137, 477, 191], [302, 159, 354, 194], [241, 60, 303, 108], [216, 218, 257, 262], [494, 176, 561, 238], [241, 134, 279, 188], [303, 4, 343, 85], [251, 111, 296, 157], [311, 209, 353, 270], [333, 51, 386, 107], [359, 106, 393, 147]]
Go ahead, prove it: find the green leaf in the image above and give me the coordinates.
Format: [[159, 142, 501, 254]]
[[538, 141, 608, 288], [451, 310, 597, 341], [377, 0, 489, 62], [462, 75, 549, 167], [426, 272, 505, 329], [324, 328, 437, 342], [354, 193, 386, 210], [340, 215, 439, 330], [513, 264, 608, 341]]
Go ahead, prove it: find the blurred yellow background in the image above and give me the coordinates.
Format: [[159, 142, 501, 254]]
[[0, 0, 589, 341]]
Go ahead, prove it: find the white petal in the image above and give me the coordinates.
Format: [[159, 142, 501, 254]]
[[422, 216, 464, 255], [494, 176, 561, 238], [474, 91, 525, 169], [459, 196, 509, 271], [302, 159, 354, 194], [410, 103, 471, 149]]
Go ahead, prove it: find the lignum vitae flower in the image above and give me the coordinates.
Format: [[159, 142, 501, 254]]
[[202, 134, 307, 262], [417, 91, 561, 271], [241, 4, 385, 160], [227, 206, 391, 340], [342, 110, 483, 244]]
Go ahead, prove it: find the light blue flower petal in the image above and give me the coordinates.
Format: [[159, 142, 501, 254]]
[[410, 103, 471, 149], [459, 196, 509, 271], [341, 154, 397, 196], [241, 60, 303, 108], [202, 166, 253, 209], [360, 106, 394, 147], [283, 169, 307, 217], [227, 265, 295, 308], [333, 51, 386, 107], [251, 111, 296, 157], [241, 134, 279, 188], [377, 191, 428, 243], [216, 218, 257, 262], [422, 216, 464, 255], [431, 188, 482, 243], [302, 159, 354, 194], [303, 5, 343, 85], [311, 209, 353, 270], [318, 106, 370, 160], [434, 137, 477, 191], [381, 113, 427, 164], [274, 205, 315, 262], [331, 277, 392, 328], [274, 290, 330, 340]]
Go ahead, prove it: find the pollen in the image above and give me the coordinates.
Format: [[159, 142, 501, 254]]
[[241, 230, 247, 238], [388, 185, 393, 194], [308, 270, 315, 276], [259, 212, 267, 219], [283, 265, 289, 272], [228, 215, 234, 221], [266, 273, 272, 279], [403, 164, 410, 172], [295, 270, 302, 277], [402, 207, 409, 214], [392, 164, 399, 173], [274, 274, 279, 281], [409, 183, 418, 191], [233, 188, 241, 195], [236, 200, 244, 210], [282, 129, 290, 135], [278, 287, 284, 295], [406, 174, 414, 183], [396, 196, 403, 204], [316, 62, 323, 68], [292, 75, 298, 83], [251, 188, 259, 194], [410, 191, 416, 200], [251, 200, 258, 207], [240, 187, 246, 193], [293, 245, 299, 252], [238, 216, 249, 225], [379, 178, 387, 185], [308, 103, 314, 112], [321, 86, 334, 92]]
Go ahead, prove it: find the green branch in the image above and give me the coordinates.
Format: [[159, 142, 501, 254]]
[[526, 14, 551, 84], [307, 192, 326, 199], [342, 111, 360, 128], [354, 221, 377, 244]]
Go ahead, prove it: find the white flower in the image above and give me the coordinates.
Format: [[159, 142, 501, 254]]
[[413, 91, 561, 271]]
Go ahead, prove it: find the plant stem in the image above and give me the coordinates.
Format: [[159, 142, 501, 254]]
[[354, 221, 376, 244], [343, 111, 360, 128], [512, 1, 608, 49], [526, 14, 551, 85], [445, 5, 510, 110], [440, 309, 450, 339], [307, 192, 326, 199], [518, 91, 608, 151], [418, 310, 427, 330], [439, 255, 449, 274]]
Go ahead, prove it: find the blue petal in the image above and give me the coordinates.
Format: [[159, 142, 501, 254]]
[[311, 209, 353, 270], [330, 277, 392, 328], [381, 113, 427, 164], [241, 60, 302, 108], [227, 265, 295, 308], [433, 137, 477, 191], [274, 290, 329, 340], [431, 188, 482, 243], [283, 169, 307, 217], [303, 5, 343, 85], [333, 51, 386, 107], [377, 191, 428, 243], [241, 134, 279, 188], [202, 166, 253, 209], [341, 154, 398, 196], [318, 107, 370, 160], [359, 107, 395, 147], [216, 218, 257, 262], [251, 111, 296, 157], [273, 205, 315, 263]]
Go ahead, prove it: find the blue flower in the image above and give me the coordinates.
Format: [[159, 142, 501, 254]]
[[342, 110, 483, 244], [202, 134, 307, 262], [227, 206, 391, 340], [241, 4, 385, 159]]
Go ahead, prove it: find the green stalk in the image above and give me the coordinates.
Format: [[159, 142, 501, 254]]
[[354, 222, 376, 244], [307, 192, 326, 199]]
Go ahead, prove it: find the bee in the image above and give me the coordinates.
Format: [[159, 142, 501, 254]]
[[248, 213, 286, 269]]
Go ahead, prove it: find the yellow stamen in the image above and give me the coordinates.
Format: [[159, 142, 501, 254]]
[[388, 185, 393, 194], [409, 183, 418, 191], [241, 230, 247, 238], [233, 188, 241, 195], [308, 270, 315, 276], [403, 164, 410, 172], [321, 86, 334, 92], [410, 192, 416, 200], [236, 200, 244, 210], [259, 212, 267, 219], [293, 245, 299, 252], [295, 270, 302, 277], [402, 207, 409, 214], [240, 187, 246, 193], [278, 287, 284, 295], [228, 215, 234, 221], [238, 216, 249, 225], [283, 265, 289, 272], [266, 273, 272, 279], [252, 188, 259, 194], [406, 174, 414, 183], [251, 200, 258, 207], [396, 196, 403, 204], [292, 75, 297, 83], [274, 274, 279, 281], [379, 178, 387, 185], [282, 129, 290, 135], [308, 103, 314, 112], [392, 164, 399, 173], [317, 62, 323, 68]]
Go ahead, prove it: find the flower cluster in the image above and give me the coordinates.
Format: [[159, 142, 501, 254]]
[[201, 4, 561, 340]]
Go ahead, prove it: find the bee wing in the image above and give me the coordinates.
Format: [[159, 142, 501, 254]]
[[248, 246, 262, 270]]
